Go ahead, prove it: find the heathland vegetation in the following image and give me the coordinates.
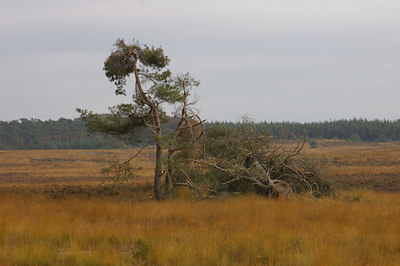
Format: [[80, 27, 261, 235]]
[[0, 142, 400, 265], [1, 140, 399, 194]]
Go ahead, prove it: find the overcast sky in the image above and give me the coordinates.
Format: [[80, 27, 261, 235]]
[[1, 0, 399, 122]]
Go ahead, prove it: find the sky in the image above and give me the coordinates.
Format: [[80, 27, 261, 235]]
[[1, 0, 399, 122]]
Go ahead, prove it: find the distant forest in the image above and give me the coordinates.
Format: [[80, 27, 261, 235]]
[[209, 119, 400, 143], [0, 118, 124, 150], [1, 118, 400, 150]]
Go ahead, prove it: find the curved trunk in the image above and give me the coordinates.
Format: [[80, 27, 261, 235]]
[[132, 56, 164, 200]]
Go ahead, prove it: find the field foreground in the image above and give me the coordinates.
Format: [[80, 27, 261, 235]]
[[0, 192, 400, 265], [1, 141, 400, 265]]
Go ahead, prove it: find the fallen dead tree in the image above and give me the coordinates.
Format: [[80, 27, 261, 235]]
[[170, 120, 332, 199]]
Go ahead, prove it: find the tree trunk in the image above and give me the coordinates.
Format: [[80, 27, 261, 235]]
[[152, 108, 163, 200], [163, 150, 173, 197], [154, 143, 163, 200]]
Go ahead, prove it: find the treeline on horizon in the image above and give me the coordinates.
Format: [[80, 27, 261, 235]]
[[209, 118, 400, 143], [0, 118, 125, 150], [1, 117, 400, 150]]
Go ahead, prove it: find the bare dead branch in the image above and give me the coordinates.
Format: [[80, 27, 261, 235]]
[[175, 167, 206, 199]]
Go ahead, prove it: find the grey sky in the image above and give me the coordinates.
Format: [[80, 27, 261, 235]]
[[1, 0, 399, 122]]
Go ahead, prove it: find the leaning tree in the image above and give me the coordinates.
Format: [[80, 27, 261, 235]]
[[77, 39, 204, 200], [78, 39, 332, 200]]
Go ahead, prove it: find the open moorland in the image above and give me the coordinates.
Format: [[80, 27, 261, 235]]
[[0, 148, 155, 198], [0, 140, 400, 265], [1, 139, 399, 195], [303, 140, 400, 192]]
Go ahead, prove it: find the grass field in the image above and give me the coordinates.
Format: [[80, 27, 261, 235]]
[[0, 141, 400, 265], [0, 192, 399, 265]]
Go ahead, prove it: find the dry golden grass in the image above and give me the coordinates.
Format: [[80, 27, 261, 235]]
[[0, 192, 399, 265], [1, 143, 400, 265]]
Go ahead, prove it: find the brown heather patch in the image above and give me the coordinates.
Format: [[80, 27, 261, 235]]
[[1, 141, 400, 193], [0, 149, 154, 186], [302, 140, 400, 192]]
